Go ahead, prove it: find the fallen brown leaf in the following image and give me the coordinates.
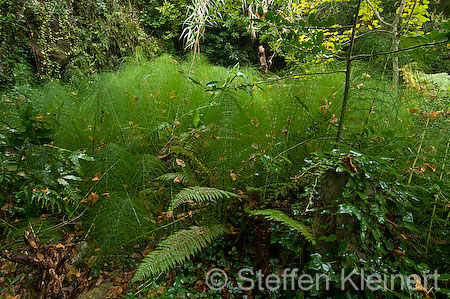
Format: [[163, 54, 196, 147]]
[[176, 158, 186, 167]]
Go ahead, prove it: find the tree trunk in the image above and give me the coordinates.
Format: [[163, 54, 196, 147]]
[[392, 0, 407, 89]]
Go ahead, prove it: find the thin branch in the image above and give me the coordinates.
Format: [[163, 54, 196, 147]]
[[252, 70, 347, 85], [350, 40, 448, 60], [0, 217, 17, 230], [336, 0, 362, 142], [365, 0, 393, 27], [185, 70, 346, 91], [339, 28, 394, 48]]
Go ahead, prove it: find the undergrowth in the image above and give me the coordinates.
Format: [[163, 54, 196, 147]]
[[1, 53, 449, 298]]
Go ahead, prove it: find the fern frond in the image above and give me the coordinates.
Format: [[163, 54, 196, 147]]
[[132, 224, 228, 282], [248, 209, 316, 245], [178, 127, 209, 152], [156, 172, 191, 184], [170, 186, 239, 210]]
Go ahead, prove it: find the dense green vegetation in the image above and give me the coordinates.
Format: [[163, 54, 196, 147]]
[[1, 0, 449, 298]]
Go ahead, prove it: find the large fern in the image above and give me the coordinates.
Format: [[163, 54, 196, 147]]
[[170, 186, 239, 210], [132, 224, 228, 282], [248, 209, 316, 245]]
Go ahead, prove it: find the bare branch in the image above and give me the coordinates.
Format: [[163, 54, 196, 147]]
[[365, 0, 393, 27], [350, 40, 448, 60], [336, 0, 363, 142]]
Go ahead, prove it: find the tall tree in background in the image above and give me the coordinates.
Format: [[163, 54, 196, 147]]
[[360, 0, 431, 87]]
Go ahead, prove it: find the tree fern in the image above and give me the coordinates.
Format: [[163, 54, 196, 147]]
[[248, 209, 316, 245], [132, 224, 228, 282], [170, 186, 239, 210]]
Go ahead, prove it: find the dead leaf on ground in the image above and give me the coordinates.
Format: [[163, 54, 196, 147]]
[[230, 172, 237, 181], [87, 256, 97, 268], [106, 286, 123, 298], [67, 267, 81, 283], [1, 293, 21, 299], [0, 261, 16, 274], [131, 253, 143, 260], [36, 252, 44, 262], [1, 203, 13, 211], [423, 163, 436, 172], [176, 158, 186, 167], [88, 192, 100, 206]]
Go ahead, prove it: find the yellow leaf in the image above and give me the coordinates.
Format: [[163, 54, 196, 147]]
[[368, 24, 373, 30], [56, 243, 65, 249]]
